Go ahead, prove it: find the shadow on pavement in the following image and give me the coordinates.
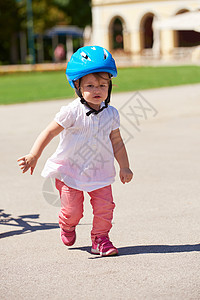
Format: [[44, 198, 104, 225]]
[[0, 209, 59, 239], [1, 208, 199, 256], [70, 243, 200, 257], [118, 244, 200, 256]]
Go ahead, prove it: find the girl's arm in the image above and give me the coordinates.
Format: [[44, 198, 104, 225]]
[[110, 128, 133, 184], [17, 120, 64, 175]]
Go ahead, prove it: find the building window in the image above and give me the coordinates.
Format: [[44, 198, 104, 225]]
[[111, 17, 124, 50], [175, 10, 200, 47], [177, 30, 200, 47]]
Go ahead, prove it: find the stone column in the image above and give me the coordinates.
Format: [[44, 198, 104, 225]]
[[160, 29, 174, 59]]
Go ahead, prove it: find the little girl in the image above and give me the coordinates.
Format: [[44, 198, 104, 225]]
[[18, 46, 133, 256]]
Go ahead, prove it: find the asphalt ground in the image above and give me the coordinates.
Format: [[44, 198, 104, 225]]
[[0, 84, 200, 299]]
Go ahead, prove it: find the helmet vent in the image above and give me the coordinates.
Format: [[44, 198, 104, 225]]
[[81, 52, 91, 61], [103, 49, 108, 60]]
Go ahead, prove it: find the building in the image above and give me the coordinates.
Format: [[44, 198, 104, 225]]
[[91, 0, 200, 64]]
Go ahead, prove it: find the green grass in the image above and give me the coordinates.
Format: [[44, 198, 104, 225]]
[[1, 66, 200, 105], [0, 71, 74, 105], [113, 65, 200, 93]]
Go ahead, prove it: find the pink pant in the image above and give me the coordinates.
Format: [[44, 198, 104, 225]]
[[55, 179, 115, 241]]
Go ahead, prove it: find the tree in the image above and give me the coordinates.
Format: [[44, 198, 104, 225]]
[[54, 0, 92, 28], [0, 0, 92, 64], [0, 1, 22, 64], [18, 0, 92, 33]]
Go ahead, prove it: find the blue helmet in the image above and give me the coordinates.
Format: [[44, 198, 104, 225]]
[[66, 46, 117, 88]]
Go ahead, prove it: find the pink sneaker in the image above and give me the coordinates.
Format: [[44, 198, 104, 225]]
[[61, 229, 76, 246], [91, 236, 118, 256]]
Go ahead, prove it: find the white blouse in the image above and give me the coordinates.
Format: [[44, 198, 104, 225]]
[[41, 98, 120, 192]]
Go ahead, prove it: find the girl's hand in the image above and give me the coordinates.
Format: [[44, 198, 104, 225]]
[[120, 168, 133, 184], [17, 153, 38, 175]]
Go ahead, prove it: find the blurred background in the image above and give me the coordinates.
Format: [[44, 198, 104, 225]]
[[1, 0, 200, 68], [1, 0, 200, 105], [0, 0, 90, 66]]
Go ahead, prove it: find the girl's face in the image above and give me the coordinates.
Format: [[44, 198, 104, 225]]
[[80, 73, 110, 110]]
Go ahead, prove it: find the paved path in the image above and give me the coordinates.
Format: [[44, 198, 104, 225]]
[[0, 84, 200, 299]]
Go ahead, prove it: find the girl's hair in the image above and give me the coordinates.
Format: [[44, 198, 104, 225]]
[[75, 72, 111, 90], [91, 72, 111, 83]]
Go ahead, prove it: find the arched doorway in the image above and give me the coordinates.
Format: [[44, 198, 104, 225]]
[[140, 13, 154, 50], [109, 17, 124, 51], [178, 30, 200, 47], [174, 10, 200, 47]]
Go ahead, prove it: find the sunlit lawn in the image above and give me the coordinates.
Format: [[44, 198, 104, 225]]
[[0, 65, 200, 105]]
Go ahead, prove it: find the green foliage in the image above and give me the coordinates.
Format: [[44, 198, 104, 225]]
[[0, 0, 91, 64], [0, 1, 22, 64], [60, 0, 92, 28], [53, 0, 70, 7], [18, 0, 70, 33]]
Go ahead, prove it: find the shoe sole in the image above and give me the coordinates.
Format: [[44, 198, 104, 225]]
[[101, 249, 118, 256], [61, 237, 76, 246], [91, 248, 118, 256], [61, 232, 76, 246], [91, 248, 100, 255]]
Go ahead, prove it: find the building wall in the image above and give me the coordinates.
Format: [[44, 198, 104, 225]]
[[91, 0, 200, 60]]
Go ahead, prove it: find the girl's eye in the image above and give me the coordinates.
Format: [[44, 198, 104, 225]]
[[100, 84, 107, 88], [87, 84, 94, 88]]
